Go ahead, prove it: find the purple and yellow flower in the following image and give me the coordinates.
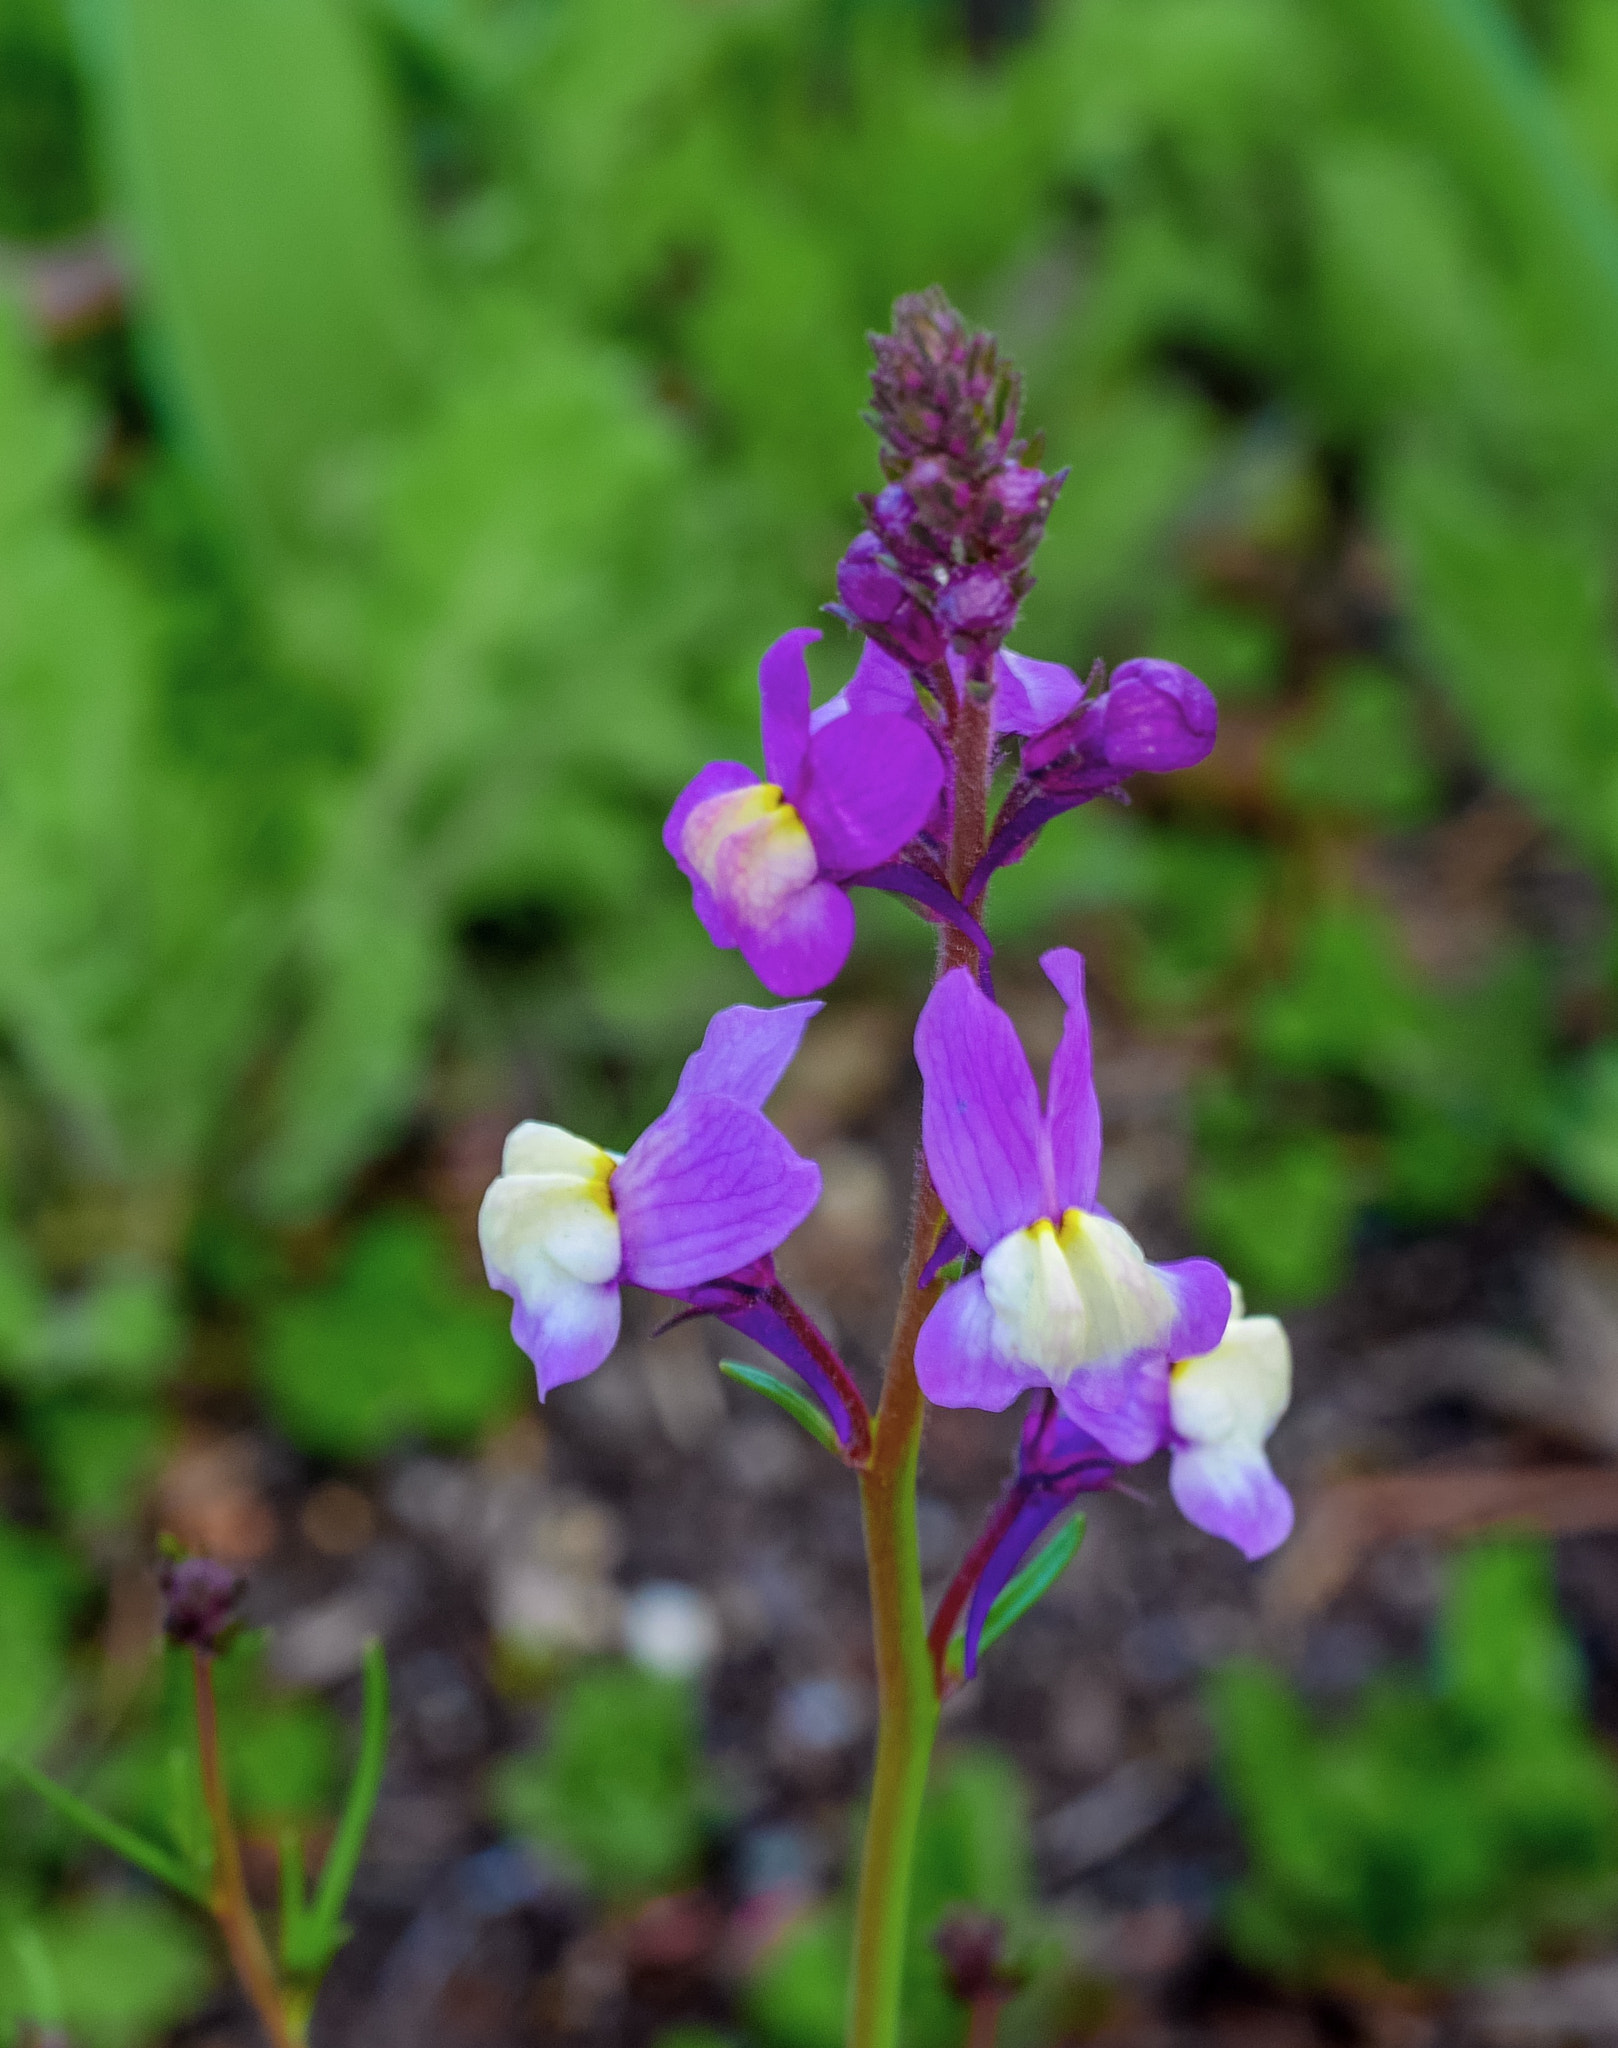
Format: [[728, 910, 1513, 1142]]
[[480, 1001, 823, 1396], [913, 949, 1229, 1458], [664, 630, 944, 997], [1167, 1285, 1293, 1560]]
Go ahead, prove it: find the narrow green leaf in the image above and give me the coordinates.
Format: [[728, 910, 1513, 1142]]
[[5, 1755, 211, 1905], [9, 1925, 63, 2029], [303, 1638, 388, 1960], [945, 1515, 1087, 1680], [719, 1359, 840, 1456]]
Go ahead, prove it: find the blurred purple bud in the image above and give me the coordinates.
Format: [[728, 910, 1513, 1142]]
[[985, 463, 1047, 522], [836, 531, 910, 626], [870, 483, 916, 545], [937, 565, 1017, 642], [159, 1554, 245, 1654]]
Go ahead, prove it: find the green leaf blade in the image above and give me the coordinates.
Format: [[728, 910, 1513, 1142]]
[[719, 1359, 840, 1457]]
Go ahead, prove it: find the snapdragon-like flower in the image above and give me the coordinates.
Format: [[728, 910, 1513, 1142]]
[[913, 949, 1229, 1458], [480, 1002, 822, 1395], [1168, 1286, 1293, 1560], [664, 629, 944, 996]]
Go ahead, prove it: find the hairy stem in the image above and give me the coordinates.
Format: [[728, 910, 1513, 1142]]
[[192, 1652, 303, 2048], [849, 692, 992, 2048]]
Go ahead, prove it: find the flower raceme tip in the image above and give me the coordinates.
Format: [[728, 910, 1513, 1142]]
[[479, 1001, 823, 1396], [665, 630, 944, 996], [913, 949, 1230, 1460]]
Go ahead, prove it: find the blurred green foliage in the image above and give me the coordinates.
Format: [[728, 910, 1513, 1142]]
[[495, 1660, 721, 1901], [1210, 1539, 1618, 1984]]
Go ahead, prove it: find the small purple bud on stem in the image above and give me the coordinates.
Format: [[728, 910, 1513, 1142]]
[[159, 1553, 245, 1655]]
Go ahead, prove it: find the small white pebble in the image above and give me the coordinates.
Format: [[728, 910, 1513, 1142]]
[[622, 1580, 721, 1679]]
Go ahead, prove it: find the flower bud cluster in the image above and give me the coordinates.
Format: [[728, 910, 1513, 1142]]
[[833, 288, 1066, 669]]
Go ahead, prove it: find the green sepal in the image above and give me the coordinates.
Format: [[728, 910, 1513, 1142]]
[[719, 1358, 841, 1457], [944, 1514, 1086, 1682], [4, 1754, 212, 1905]]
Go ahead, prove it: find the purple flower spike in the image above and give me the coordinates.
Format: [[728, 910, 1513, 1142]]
[[913, 950, 1230, 1459], [665, 630, 945, 996], [928, 1394, 1115, 1687], [970, 659, 1217, 905], [1168, 1287, 1293, 1559], [480, 1002, 824, 1397]]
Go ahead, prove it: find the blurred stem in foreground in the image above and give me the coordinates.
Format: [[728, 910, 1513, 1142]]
[[5, 1558, 389, 2048]]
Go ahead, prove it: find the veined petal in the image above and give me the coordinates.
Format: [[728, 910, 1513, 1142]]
[[1170, 1443, 1293, 1560], [1040, 949, 1101, 1211], [798, 713, 944, 872], [916, 968, 1044, 1253], [672, 1000, 822, 1111], [664, 761, 758, 946], [808, 641, 920, 734], [760, 628, 819, 797], [915, 1270, 1045, 1411], [504, 1262, 622, 1398], [614, 1096, 821, 1292], [737, 877, 855, 997], [994, 650, 1084, 737]]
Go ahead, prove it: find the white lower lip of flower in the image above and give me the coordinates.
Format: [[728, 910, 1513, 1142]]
[[479, 1122, 623, 1297], [981, 1208, 1177, 1378], [682, 783, 817, 928], [1170, 1314, 1291, 1448]]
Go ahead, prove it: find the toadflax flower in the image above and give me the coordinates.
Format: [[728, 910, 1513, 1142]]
[[913, 949, 1229, 1458], [480, 1001, 823, 1395], [664, 628, 944, 996], [1167, 1285, 1293, 1559]]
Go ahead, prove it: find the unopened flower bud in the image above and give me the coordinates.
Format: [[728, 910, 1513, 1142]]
[[936, 564, 1017, 642], [836, 531, 910, 626], [159, 1554, 245, 1654]]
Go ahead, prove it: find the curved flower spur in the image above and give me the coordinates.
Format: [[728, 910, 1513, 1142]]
[[479, 999, 870, 1456]]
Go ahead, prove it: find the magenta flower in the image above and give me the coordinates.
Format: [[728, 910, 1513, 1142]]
[[664, 630, 945, 996], [815, 640, 1083, 745], [913, 949, 1229, 1458], [480, 1001, 823, 1396]]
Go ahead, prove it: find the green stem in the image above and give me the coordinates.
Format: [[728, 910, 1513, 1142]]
[[848, 688, 992, 2048]]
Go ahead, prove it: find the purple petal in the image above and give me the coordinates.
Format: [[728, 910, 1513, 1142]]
[[847, 641, 921, 718], [759, 629, 820, 797], [614, 1097, 821, 1292], [664, 761, 759, 946], [1098, 660, 1217, 774], [1162, 1257, 1234, 1362], [916, 968, 1044, 1252], [1170, 1443, 1294, 1560], [1055, 1353, 1172, 1463], [1040, 948, 1102, 1210], [993, 650, 1084, 737], [962, 1491, 1073, 1679], [797, 714, 944, 873], [737, 877, 855, 997], [1018, 1393, 1112, 1478], [672, 1001, 822, 1111], [915, 1271, 1044, 1410], [502, 1278, 622, 1399]]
